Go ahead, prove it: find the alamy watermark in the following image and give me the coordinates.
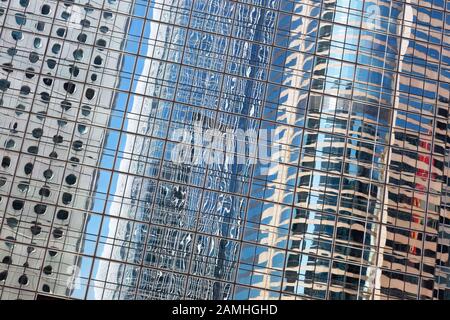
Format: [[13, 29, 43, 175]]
[[170, 122, 285, 174], [66, 265, 81, 290]]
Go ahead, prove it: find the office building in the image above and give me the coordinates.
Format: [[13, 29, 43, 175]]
[[0, 0, 449, 300]]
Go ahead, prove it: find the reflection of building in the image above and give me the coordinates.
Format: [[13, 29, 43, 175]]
[[374, 3, 449, 298], [0, 0, 449, 300], [0, 1, 130, 299]]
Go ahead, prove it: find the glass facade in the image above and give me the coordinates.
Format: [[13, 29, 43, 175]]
[[0, 0, 449, 300]]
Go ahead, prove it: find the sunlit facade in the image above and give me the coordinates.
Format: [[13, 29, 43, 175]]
[[0, 0, 449, 300]]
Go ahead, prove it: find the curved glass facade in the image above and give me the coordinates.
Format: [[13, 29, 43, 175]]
[[0, 0, 449, 300]]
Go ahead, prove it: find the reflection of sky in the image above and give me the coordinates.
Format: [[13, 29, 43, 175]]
[[74, 2, 155, 299]]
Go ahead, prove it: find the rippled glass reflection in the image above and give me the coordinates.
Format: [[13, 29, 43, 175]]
[[0, 0, 449, 300]]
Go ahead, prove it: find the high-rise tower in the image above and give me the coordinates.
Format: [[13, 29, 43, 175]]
[[0, 0, 449, 300], [0, 0, 132, 299]]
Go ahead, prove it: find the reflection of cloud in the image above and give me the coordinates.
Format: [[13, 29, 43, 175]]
[[93, 7, 158, 300]]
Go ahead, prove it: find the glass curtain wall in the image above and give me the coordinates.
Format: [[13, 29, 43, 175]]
[[0, 0, 449, 300]]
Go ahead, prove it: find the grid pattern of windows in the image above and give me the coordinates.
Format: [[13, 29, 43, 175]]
[[0, 0, 449, 300]]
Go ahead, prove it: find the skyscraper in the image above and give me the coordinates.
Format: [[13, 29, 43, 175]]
[[0, 0, 449, 300], [0, 0, 133, 299]]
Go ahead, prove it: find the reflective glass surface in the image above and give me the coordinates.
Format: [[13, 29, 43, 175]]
[[0, 0, 449, 300]]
